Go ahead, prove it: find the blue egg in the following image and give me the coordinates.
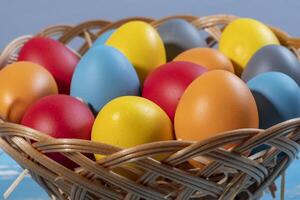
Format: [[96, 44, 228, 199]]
[[71, 45, 140, 114], [92, 29, 115, 47], [247, 72, 300, 129]]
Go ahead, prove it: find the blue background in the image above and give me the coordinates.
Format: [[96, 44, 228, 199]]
[[1, 0, 300, 199]]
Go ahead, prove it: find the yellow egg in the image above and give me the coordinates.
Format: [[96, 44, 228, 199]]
[[92, 96, 173, 160], [106, 21, 166, 82], [219, 18, 279, 75]]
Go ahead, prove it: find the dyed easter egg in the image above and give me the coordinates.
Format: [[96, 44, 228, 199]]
[[247, 72, 300, 129], [21, 94, 95, 169], [18, 37, 79, 94], [92, 96, 173, 160], [106, 21, 166, 82], [70, 46, 140, 114], [92, 29, 115, 47], [0, 61, 58, 123], [219, 18, 279, 75], [142, 61, 207, 121], [175, 70, 258, 143], [157, 19, 207, 61], [174, 48, 234, 73], [242, 45, 300, 85]]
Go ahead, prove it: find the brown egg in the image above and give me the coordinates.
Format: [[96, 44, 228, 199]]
[[175, 70, 258, 143], [174, 48, 234, 73], [0, 61, 58, 123]]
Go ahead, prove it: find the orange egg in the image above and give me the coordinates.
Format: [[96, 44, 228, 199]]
[[174, 48, 234, 73], [0, 61, 58, 123], [174, 70, 258, 143]]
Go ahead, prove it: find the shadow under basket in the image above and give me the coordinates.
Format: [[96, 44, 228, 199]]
[[1, 15, 300, 200]]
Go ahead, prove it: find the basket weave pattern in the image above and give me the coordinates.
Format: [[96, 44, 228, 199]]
[[1, 15, 300, 200]]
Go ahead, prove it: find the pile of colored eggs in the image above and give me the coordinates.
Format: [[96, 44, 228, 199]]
[[1, 17, 300, 169]]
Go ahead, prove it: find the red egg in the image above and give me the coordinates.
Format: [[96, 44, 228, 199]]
[[142, 61, 207, 121], [18, 37, 79, 94], [21, 94, 95, 169]]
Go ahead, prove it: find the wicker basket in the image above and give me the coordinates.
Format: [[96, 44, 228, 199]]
[[1, 15, 300, 200]]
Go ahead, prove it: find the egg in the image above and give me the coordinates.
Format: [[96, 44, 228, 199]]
[[70, 46, 140, 114], [175, 70, 259, 143], [174, 48, 234, 73], [0, 61, 58, 123], [106, 21, 166, 82], [21, 94, 95, 169], [142, 61, 207, 121], [219, 18, 280, 75], [92, 96, 173, 160], [247, 72, 300, 129], [157, 19, 207, 61], [92, 29, 115, 47], [18, 37, 80, 94], [242, 45, 300, 85]]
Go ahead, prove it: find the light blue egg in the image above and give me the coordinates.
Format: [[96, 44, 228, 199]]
[[92, 29, 115, 47], [247, 72, 300, 129], [70, 45, 140, 114]]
